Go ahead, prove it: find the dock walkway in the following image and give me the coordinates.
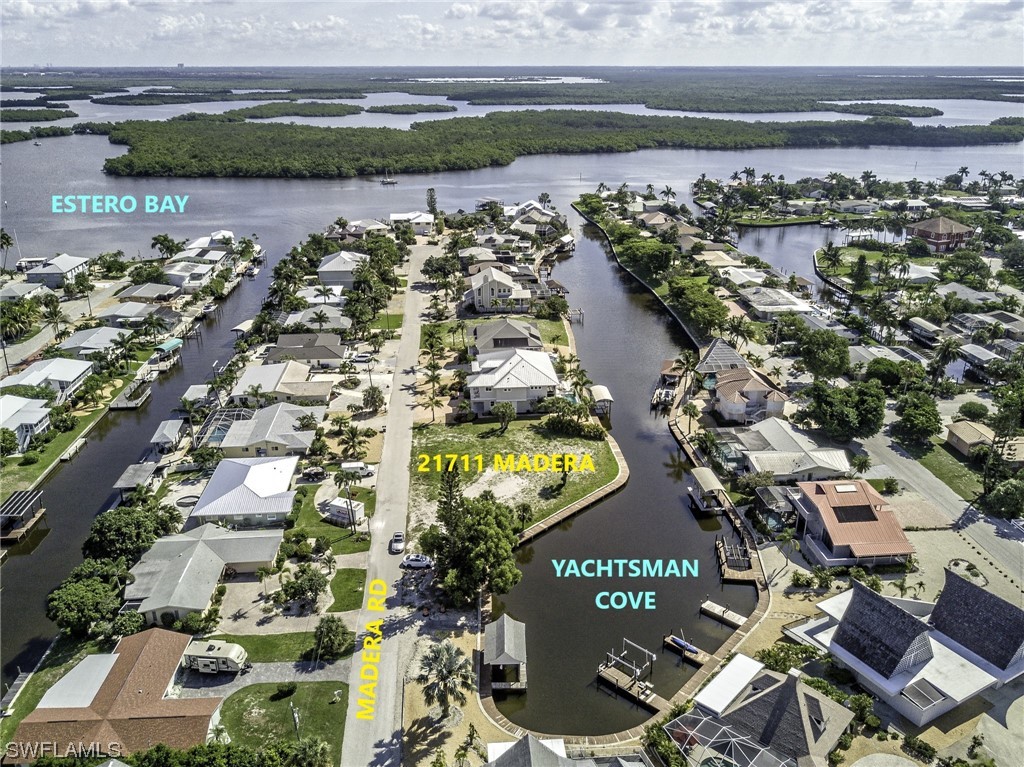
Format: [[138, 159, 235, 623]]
[[662, 634, 711, 666], [595, 663, 669, 714], [715, 538, 761, 584], [700, 600, 747, 628]]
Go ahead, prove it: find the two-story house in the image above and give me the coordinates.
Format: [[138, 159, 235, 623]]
[[467, 349, 559, 415]]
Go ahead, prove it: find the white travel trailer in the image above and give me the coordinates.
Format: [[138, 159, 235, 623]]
[[181, 639, 250, 674]]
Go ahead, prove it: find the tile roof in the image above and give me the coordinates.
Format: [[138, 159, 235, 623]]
[[12, 629, 221, 757], [930, 569, 1024, 671], [715, 368, 787, 404], [474, 318, 543, 350], [795, 480, 913, 558], [909, 216, 973, 235], [833, 582, 930, 678]]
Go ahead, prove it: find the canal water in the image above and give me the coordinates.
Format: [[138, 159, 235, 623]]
[[1, 120, 1022, 726]]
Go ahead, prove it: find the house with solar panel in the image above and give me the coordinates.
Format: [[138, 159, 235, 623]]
[[785, 571, 1024, 726]]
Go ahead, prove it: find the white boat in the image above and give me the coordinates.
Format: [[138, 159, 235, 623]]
[[33, 141, 42, 146], [380, 169, 398, 186], [245, 266, 260, 277], [201, 302, 217, 315]]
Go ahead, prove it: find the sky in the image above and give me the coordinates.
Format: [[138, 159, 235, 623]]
[[1, 0, 1022, 68]]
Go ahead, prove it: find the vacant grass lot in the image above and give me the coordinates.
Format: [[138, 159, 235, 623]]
[[220, 682, 347, 763], [917, 437, 983, 501], [328, 568, 366, 612], [409, 419, 618, 531], [293, 485, 374, 555], [421, 316, 567, 350]]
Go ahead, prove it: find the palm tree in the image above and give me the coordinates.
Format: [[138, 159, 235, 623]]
[[850, 454, 872, 478], [111, 332, 138, 371], [314, 283, 333, 304], [426, 394, 443, 422], [930, 337, 962, 383], [150, 233, 184, 259], [891, 577, 910, 598], [245, 383, 271, 407], [680, 401, 701, 432], [288, 737, 332, 767], [42, 303, 71, 339], [455, 319, 467, 350], [416, 639, 475, 720], [672, 350, 697, 394], [0, 228, 12, 263], [595, 182, 609, 195], [255, 566, 272, 599], [310, 310, 330, 332], [179, 396, 201, 449], [777, 527, 798, 564], [819, 241, 843, 273], [339, 425, 369, 460], [694, 430, 720, 462], [661, 185, 674, 201]]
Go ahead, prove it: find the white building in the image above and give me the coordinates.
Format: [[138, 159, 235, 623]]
[[467, 349, 559, 415], [58, 326, 126, 359], [0, 394, 51, 452], [389, 211, 435, 236], [163, 261, 216, 294], [316, 251, 367, 289], [465, 266, 532, 313], [739, 287, 814, 319], [189, 456, 298, 528], [0, 282, 55, 303], [25, 254, 90, 289], [228, 361, 333, 405], [0, 358, 93, 403], [220, 403, 326, 458]]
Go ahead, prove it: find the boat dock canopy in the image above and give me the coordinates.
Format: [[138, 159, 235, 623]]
[[150, 419, 185, 446], [694, 654, 765, 717], [156, 338, 183, 353], [484, 614, 527, 666], [590, 384, 613, 403], [1, 490, 43, 524], [691, 467, 726, 495], [231, 319, 254, 334], [113, 462, 159, 491]]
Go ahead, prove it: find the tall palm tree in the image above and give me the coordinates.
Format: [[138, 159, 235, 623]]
[[111, 332, 138, 371], [339, 425, 369, 460], [455, 320, 467, 350], [426, 394, 443, 422], [314, 283, 333, 304], [777, 527, 798, 564], [819, 241, 843, 273], [680, 401, 701, 432], [416, 639, 475, 719], [0, 228, 12, 263], [661, 185, 674, 201], [42, 303, 71, 339], [310, 310, 330, 332], [850, 454, 872, 478], [672, 350, 697, 394], [930, 337, 962, 383]]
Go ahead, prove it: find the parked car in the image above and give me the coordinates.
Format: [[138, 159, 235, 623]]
[[400, 553, 434, 570], [388, 531, 406, 554], [351, 352, 373, 363]]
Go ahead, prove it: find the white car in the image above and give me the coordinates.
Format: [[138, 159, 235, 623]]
[[400, 553, 434, 570], [351, 352, 373, 363], [388, 531, 406, 554]]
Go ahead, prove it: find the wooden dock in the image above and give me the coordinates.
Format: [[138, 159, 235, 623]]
[[491, 664, 528, 692], [700, 600, 746, 628], [715, 538, 761, 583], [59, 437, 87, 462], [662, 634, 711, 666], [0, 507, 46, 545], [596, 663, 669, 713]]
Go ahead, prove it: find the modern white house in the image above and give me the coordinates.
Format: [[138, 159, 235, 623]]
[[58, 326, 127, 359], [220, 403, 325, 458], [185, 230, 235, 252], [786, 571, 1024, 726], [718, 267, 769, 289], [467, 349, 559, 415], [0, 282, 55, 303], [168, 247, 232, 272], [738, 287, 814, 319], [0, 394, 51, 452], [25, 254, 90, 289], [0, 358, 93, 403], [189, 456, 298, 528], [116, 283, 182, 303], [96, 301, 180, 331], [390, 211, 435, 235], [316, 250, 367, 289], [227, 361, 333, 405], [280, 305, 352, 333], [295, 285, 346, 306], [163, 261, 216, 294], [465, 267, 532, 313]]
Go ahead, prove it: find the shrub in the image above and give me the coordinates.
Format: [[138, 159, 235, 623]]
[[882, 477, 900, 494], [957, 401, 990, 421], [19, 451, 41, 465], [216, 584, 227, 598], [160, 611, 176, 627], [111, 610, 146, 637], [837, 732, 854, 750], [272, 681, 298, 700], [828, 750, 845, 766], [903, 734, 937, 761]]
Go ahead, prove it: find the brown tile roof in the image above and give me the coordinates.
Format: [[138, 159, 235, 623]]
[[908, 216, 973, 235], [715, 367, 788, 404], [797, 480, 914, 558], [12, 629, 221, 758]]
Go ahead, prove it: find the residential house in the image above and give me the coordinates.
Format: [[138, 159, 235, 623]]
[[266, 333, 348, 368], [295, 285, 346, 306], [163, 261, 215, 294], [718, 267, 769, 290], [189, 456, 298, 527], [465, 266, 532, 313], [0, 395, 51, 452], [467, 349, 559, 415], [663, 653, 853, 767], [636, 211, 676, 233], [992, 338, 1022, 360], [712, 367, 788, 424], [881, 198, 930, 213], [934, 282, 1000, 306], [695, 338, 750, 377], [904, 263, 939, 284], [25, 253, 90, 289], [694, 250, 746, 270], [472, 318, 544, 354], [476, 231, 530, 253], [0, 358, 93, 403], [8, 629, 222, 761], [905, 316, 944, 347], [959, 343, 1000, 382], [980, 310, 1024, 341], [798, 313, 860, 342], [58, 326, 126, 359], [679, 235, 729, 253], [220, 403, 325, 458], [168, 247, 231, 272], [316, 250, 367, 289], [96, 301, 180, 331], [847, 345, 926, 375], [0, 281, 55, 303], [279, 305, 352, 333], [787, 571, 1024, 726], [185, 230, 235, 252], [738, 287, 814, 319], [390, 211, 435, 236], [833, 199, 879, 215], [905, 217, 974, 253], [485, 735, 647, 767], [710, 418, 850, 481], [228, 361, 333, 405], [789, 480, 914, 567], [116, 283, 181, 303], [339, 219, 390, 239], [945, 420, 994, 457]]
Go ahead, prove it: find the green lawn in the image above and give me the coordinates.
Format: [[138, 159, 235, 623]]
[[207, 630, 354, 662], [918, 437, 983, 501], [422, 317, 568, 350], [369, 312, 402, 330], [0, 636, 110, 745], [293, 485, 374, 555], [410, 419, 619, 533], [328, 568, 366, 612], [220, 682, 348, 763]]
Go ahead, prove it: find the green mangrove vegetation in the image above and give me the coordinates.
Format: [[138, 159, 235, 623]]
[[819, 102, 944, 117], [0, 108, 78, 121], [221, 102, 364, 119], [98, 110, 1024, 178], [365, 103, 459, 114], [0, 125, 74, 143]]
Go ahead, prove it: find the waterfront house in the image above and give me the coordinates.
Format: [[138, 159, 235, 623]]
[[58, 326, 125, 359], [679, 235, 729, 253], [465, 266, 532, 313], [472, 318, 544, 354], [993, 338, 1023, 360], [8, 629, 223, 761], [484, 735, 646, 767], [718, 267, 769, 290], [881, 198, 930, 213], [0, 394, 51, 452], [695, 338, 750, 377], [847, 345, 926, 376], [959, 343, 1000, 382], [186, 230, 235, 252], [903, 263, 939, 284], [738, 287, 814, 319], [694, 250, 746, 270], [279, 304, 352, 333], [467, 348, 559, 415], [0, 281, 55, 303], [905, 316, 943, 347], [316, 250, 367, 289], [326, 218, 389, 240], [635, 211, 676, 233], [116, 282, 182, 303], [266, 333, 348, 368], [832, 199, 879, 215], [168, 247, 232, 272], [664, 653, 853, 767], [797, 313, 860, 342], [945, 420, 994, 457], [710, 418, 850, 481], [786, 571, 1024, 726], [25, 253, 90, 289], [712, 367, 788, 424], [150, 419, 187, 454], [389, 210, 435, 236], [979, 310, 1024, 341], [163, 260, 215, 294], [96, 301, 180, 331], [934, 282, 1000, 306], [220, 403, 325, 458], [0, 357, 93, 403], [189, 456, 298, 527], [905, 216, 974, 253], [228, 361, 333, 405]]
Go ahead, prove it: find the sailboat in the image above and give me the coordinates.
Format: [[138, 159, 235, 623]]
[[380, 169, 398, 186]]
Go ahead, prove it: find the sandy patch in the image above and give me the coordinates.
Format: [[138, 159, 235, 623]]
[[463, 468, 532, 500]]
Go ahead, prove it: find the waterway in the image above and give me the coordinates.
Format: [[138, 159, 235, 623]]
[[1, 127, 1022, 723]]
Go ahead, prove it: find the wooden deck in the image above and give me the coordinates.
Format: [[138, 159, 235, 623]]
[[595, 663, 669, 713], [715, 538, 762, 584], [59, 437, 87, 462], [662, 635, 711, 666], [0, 507, 47, 545], [491, 663, 528, 691], [700, 600, 746, 628]]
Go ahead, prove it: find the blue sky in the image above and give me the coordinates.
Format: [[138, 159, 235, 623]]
[[2, 0, 1022, 68]]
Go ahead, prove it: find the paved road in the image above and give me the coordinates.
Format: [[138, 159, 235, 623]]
[[340, 244, 436, 767], [175, 659, 351, 700]]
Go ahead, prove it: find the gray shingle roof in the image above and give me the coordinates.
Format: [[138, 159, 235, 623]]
[[484, 614, 527, 666], [220, 403, 324, 451], [833, 581, 929, 678], [487, 735, 591, 767], [930, 569, 1024, 670]]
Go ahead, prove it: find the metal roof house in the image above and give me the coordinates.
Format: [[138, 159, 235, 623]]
[[58, 326, 125, 359], [227, 361, 333, 405], [266, 333, 349, 367], [0, 394, 51, 452], [785, 572, 1024, 726], [189, 455, 298, 528], [220, 403, 325, 459], [316, 250, 367, 289], [484, 734, 648, 766], [467, 348, 559, 415], [25, 253, 90, 289], [0, 357, 93, 403], [710, 418, 850, 483]]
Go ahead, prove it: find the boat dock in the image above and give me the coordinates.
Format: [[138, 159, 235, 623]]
[[715, 538, 762, 584], [0, 672, 31, 713], [662, 634, 711, 666], [110, 378, 151, 410], [595, 662, 669, 713], [491, 663, 528, 692], [1, 490, 47, 546], [700, 600, 746, 628], [59, 437, 87, 462]]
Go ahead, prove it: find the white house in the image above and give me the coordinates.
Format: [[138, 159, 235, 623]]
[[0, 282, 55, 303], [389, 211, 435, 236], [712, 367, 787, 424], [168, 248, 231, 271], [465, 267, 532, 313], [717, 267, 768, 290], [0, 358, 93, 403], [467, 349, 559, 415], [26, 254, 90, 289], [711, 417, 850, 481], [228, 361, 333, 405], [738, 287, 814, 319], [0, 394, 51, 452], [163, 261, 215, 294], [58, 326, 126, 359], [220, 403, 326, 458], [189, 456, 298, 528], [295, 285, 346, 306], [316, 251, 367, 289], [185, 230, 235, 251]]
